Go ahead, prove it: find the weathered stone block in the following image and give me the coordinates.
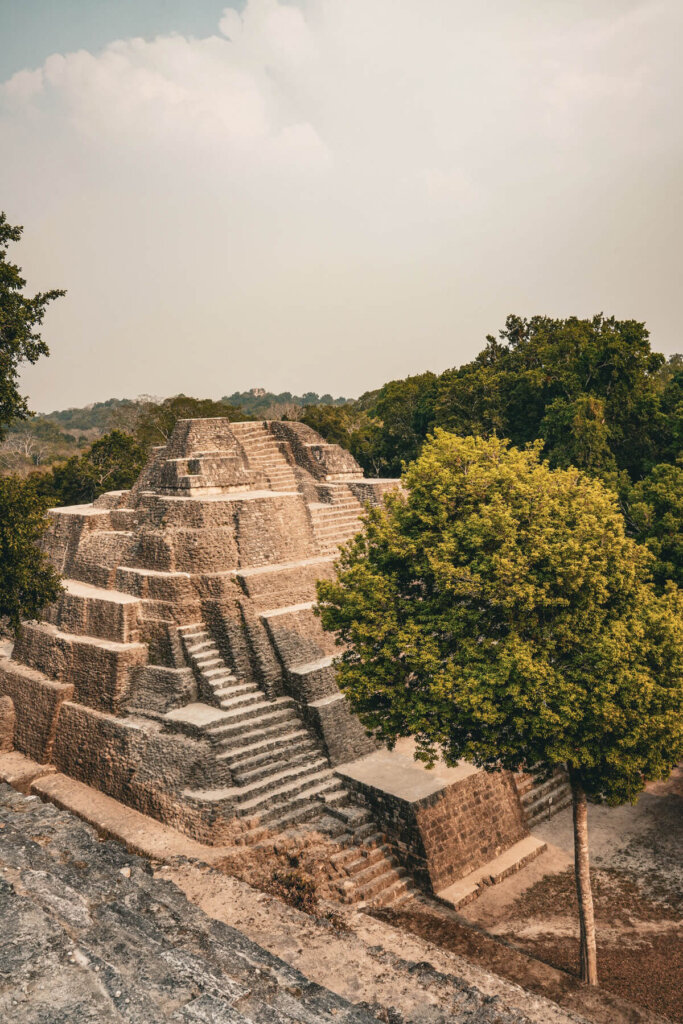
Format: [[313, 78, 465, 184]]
[[0, 659, 74, 762], [339, 754, 528, 893], [44, 580, 142, 643], [0, 695, 15, 752], [13, 622, 147, 714], [305, 694, 376, 766], [127, 665, 197, 713]]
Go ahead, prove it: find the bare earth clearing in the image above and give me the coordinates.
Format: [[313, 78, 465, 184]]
[[449, 769, 682, 1021]]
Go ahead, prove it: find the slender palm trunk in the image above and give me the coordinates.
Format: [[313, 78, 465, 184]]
[[569, 769, 598, 985]]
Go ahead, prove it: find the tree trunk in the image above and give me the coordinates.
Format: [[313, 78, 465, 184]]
[[569, 770, 598, 985]]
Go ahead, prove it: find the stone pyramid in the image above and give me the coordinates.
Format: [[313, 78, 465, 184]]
[[1, 420, 400, 843]]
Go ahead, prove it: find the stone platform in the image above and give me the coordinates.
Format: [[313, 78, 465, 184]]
[[337, 741, 532, 898]]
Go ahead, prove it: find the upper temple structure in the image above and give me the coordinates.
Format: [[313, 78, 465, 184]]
[[0, 419, 568, 907]]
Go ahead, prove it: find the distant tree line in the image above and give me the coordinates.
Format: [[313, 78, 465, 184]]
[[223, 389, 351, 417]]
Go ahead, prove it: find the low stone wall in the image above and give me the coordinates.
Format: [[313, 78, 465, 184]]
[[338, 753, 527, 893]]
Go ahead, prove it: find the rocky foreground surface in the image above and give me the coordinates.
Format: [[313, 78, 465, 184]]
[[0, 784, 544, 1024]]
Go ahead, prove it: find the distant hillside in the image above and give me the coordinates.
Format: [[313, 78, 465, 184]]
[[223, 389, 352, 416], [43, 397, 148, 434]]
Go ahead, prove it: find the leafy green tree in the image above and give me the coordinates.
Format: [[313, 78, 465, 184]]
[[0, 476, 63, 633], [0, 212, 65, 438], [652, 361, 683, 465], [435, 315, 667, 480], [301, 404, 357, 449], [370, 372, 439, 476], [317, 432, 683, 985], [539, 396, 618, 481], [625, 460, 683, 590], [39, 431, 147, 506]]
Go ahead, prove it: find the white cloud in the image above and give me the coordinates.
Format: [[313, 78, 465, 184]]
[[1, 0, 681, 409]]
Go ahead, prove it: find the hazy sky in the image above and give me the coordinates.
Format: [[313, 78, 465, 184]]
[[1, 0, 681, 411]]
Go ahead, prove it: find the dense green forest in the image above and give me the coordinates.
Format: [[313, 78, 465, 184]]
[[301, 316, 682, 588]]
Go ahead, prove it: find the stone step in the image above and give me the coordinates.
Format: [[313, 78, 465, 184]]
[[368, 876, 413, 907], [225, 729, 313, 766], [326, 803, 374, 829], [203, 664, 233, 679], [246, 798, 341, 838], [526, 790, 573, 826], [314, 523, 360, 536], [210, 707, 300, 743], [229, 740, 319, 779], [214, 716, 304, 751], [205, 698, 296, 732], [233, 759, 330, 802], [321, 513, 361, 522], [347, 854, 404, 890], [355, 865, 408, 902], [521, 772, 570, 807], [232, 749, 325, 787], [330, 839, 356, 865], [261, 600, 315, 616], [246, 778, 349, 823], [185, 639, 213, 652], [341, 843, 393, 874], [436, 835, 548, 910], [216, 691, 265, 713], [236, 774, 342, 815], [311, 517, 361, 529], [312, 510, 361, 523], [310, 506, 362, 519], [192, 651, 222, 665], [354, 823, 387, 845], [206, 672, 239, 688], [313, 526, 361, 540], [213, 682, 261, 700]]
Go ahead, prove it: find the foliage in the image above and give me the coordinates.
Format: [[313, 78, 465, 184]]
[[224, 389, 350, 416], [539, 396, 617, 479], [317, 432, 683, 805], [0, 212, 65, 439], [435, 315, 670, 481], [303, 372, 439, 477], [133, 394, 251, 448], [0, 475, 63, 632], [624, 460, 683, 590], [44, 395, 143, 434], [0, 417, 81, 474], [34, 431, 147, 506], [307, 316, 679, 494]]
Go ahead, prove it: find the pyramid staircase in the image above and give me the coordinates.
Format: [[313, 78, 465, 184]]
[[308, 486, 365, 556], [177, 624, 348, 827], [176, 622, 414, 907], [230, 421, 299, 491]]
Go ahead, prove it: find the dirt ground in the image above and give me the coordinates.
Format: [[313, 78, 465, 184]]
[[450, 768, 683, 1021]]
